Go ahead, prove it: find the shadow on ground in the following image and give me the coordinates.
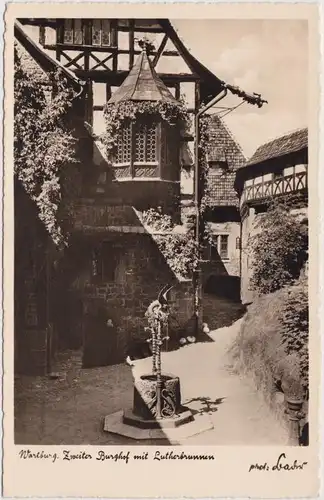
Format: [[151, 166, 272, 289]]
[[184, 396, 225, 415]]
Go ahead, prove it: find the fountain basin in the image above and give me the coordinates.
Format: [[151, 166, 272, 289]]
[[133, 373, 181, 420]]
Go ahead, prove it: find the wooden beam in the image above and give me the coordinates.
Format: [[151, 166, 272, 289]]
[[106, 84, 112, 102], [18, 18, 57, 28], [195, 81, 201, 111], [74, 69, 199, 84], [129, 19, 135, 69], [46, 43, 117, 53], [39, 26, 45, 46], [44, 44, 178, 57], [14, 21, 84, 89], [89, 52, 113, 71], [61, 51, 84, 71], [118, 48, 178, 57], [117, 26, 164, 34], [152, 34, 168, 67], [111, 19, 118, 47]]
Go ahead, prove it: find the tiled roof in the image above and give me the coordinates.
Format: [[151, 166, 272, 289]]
[[205, 115, 246, 208], [108, 48, 179, 104], [246, 127, 308, 167]]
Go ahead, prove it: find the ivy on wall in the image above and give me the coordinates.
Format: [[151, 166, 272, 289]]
[[14, 46, 78, 247], [101, 99, 191, 158], [198, 115, 212, 214], [141, 207, 199, 279]]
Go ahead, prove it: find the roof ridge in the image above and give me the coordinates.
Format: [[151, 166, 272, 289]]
[[245, 126, 308, 167], [254, 126, 308, 151], [130, 50, 145, 101]]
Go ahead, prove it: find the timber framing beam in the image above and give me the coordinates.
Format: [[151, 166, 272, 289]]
[[74, 69, 199, 84], [44, 44, 179, 57], [152, 34, 168, 67]]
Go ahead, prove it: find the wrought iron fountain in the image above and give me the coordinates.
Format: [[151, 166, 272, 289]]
[[103, 284, 213, 438], [122, 284, 193, 429]]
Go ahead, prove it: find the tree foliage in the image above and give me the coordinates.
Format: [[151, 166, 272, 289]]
[[14, 46, 78, 247], [249, 198, 308, 294]]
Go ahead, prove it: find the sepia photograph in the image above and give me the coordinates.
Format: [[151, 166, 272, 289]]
[[12, 14, 311, 450]]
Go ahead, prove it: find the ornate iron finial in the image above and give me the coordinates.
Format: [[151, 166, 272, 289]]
[[136, 37, 155, 54]]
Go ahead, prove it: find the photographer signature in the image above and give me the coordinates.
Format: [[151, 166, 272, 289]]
[[249, 453, 308, 472]]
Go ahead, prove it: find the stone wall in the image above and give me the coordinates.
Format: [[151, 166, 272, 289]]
[[67, 232, 195, 366], [14, 181, 58, 375], [240, 207, 257, 304]]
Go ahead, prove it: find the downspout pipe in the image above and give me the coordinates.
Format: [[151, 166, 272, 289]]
[[193, 87, 228, 336]]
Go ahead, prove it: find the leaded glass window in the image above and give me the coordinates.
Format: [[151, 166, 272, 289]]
[[116, 125, 132, 164], [92, 19, 102, 46], [61, 19, 111, 46], [63, 20, 73, 44], [63, 19, 84, 44], [74, 19, 83, 44], [134, 121, 157, 163], [146, 123, 157, 162], [92, 19, 111, 46], [102, 20, 111, 46]]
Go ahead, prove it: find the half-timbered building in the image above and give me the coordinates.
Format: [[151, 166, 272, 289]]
[[234, 127, 308, 304], [14, 17, 265, 374]]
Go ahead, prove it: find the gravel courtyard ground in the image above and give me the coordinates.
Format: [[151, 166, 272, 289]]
[[15, 318, 289, 445]]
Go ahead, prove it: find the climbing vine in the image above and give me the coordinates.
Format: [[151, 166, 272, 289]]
[[14, 46, 78, 247], [141, 208, 199, 279], [198, 114, 212, 214], [101, 99, 191, 158]]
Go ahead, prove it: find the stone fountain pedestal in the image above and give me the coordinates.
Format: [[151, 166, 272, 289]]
[[103, 372, 214, 441]]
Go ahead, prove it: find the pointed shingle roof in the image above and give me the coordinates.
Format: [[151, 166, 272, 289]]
[[108, 48, 179, 105], [205, 115, 246, 208]]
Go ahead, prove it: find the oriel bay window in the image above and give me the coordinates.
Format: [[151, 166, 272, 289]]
[[113, 116, 179, 181]]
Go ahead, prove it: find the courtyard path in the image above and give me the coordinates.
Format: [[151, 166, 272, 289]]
[[15, 319, 289, 445], [132, 319, 289, 445]]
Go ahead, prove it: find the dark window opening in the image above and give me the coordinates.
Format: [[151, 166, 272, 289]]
[[208, 160, 228, 170], [91, 243, 117, 282], [273, 168, 284, 180], [220, 235, 229, 259]]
